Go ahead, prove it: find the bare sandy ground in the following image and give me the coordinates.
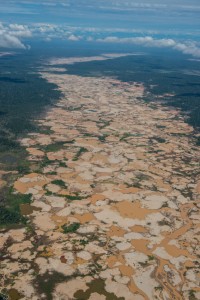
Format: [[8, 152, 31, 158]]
[[0, 56, 200, 300], [47, 53, 143, 66]]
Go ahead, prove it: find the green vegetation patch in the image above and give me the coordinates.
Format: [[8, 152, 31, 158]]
[[65, 194, 86, 201], [47, 171, 57, 175], [42, 141, 67, 152], [8, 289, 22, 300], [189, 290, 196, 300], [0, 148, 30, 174], [16, 160, 30, 175], [72, 147, 88, 161], [149, 104, 157, 110], [152, 136, 166, 143], [98, 134, 109, 142], [45, 191, 53, 196], [51, 179, 67, 188], [34, 272, 70, 300], [74, 279, 125, 300], [196, 137, 200, 146], [36, 126, 54, 135], [98, 119, 111, 129], [83, 133, 95, 137], [37, 156, 51, 169], [120, 132, 143, 141], [0, 188, 31, 227], [148, 255, 155, 261], [64, 140, 75, 144], [35, 156, 67, 173], [158, 219, 171, 226], [58, 161, 68, 167], [135, 172, 151, 181], [67, 105, 83, 111], [0, 207, 22, 226], [0, 292, 9, 300], [0, 136, 19, 154], [120, 132, 132, 141], [62, 222, 80, 233], [156, 125, 166, 129]]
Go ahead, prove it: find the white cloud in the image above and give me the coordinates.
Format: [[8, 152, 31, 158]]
[[97, 36, 176, 46], [96, 36, 200, 58], [9, 24, 26, 30], [174, 42, 200, 57], [87, 36, 93, 42], [33, 23, 58, 33], [68, 34, 81, 41], [0, 23, 31, 49], [0, 34, 26, 49], [1, 21, 200, 59]]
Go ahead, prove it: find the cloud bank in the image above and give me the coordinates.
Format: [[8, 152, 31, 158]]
[[97, 36, 200, 58], [0, 23, 31, 49], [1, 21, 200, 59]]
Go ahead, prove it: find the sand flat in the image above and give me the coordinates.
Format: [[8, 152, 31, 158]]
[[1, 58, 200, 300]]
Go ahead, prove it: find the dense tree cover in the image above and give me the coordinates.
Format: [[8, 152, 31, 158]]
[[0, 190, 31, 226]]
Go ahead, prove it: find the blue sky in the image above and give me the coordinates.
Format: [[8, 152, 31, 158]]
[[0, 0, 200, 57]]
